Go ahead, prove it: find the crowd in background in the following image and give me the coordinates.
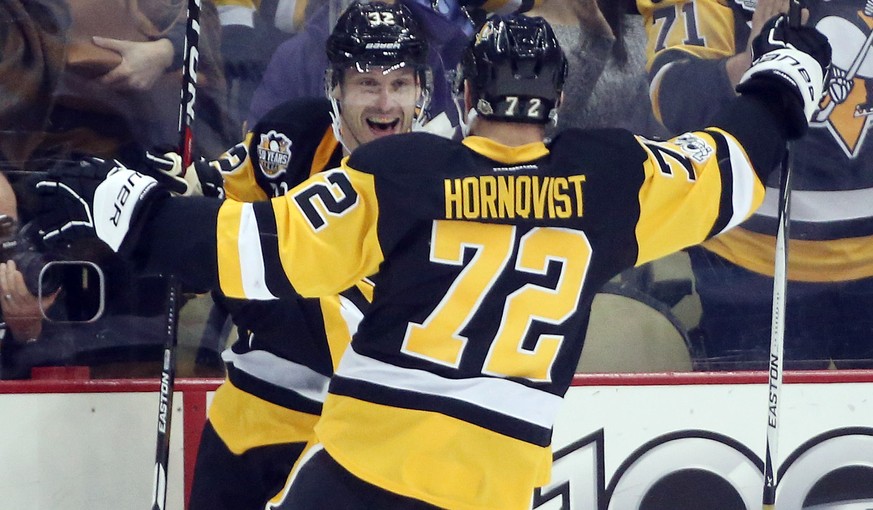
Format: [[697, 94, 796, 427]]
[[0, 0, 870, 380]]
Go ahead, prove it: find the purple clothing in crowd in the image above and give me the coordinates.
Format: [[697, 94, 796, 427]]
[[247, 1, 473, 128]]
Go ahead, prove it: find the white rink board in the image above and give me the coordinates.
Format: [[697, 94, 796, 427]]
[[540, 381, 873, 509], [0, 376, 872, 510], [0, 391, 185, 510]]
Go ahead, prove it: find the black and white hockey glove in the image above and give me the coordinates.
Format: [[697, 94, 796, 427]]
[[33, 157, 167, 255], [736, 14, 831, 138], [140, 150, 225, 198]]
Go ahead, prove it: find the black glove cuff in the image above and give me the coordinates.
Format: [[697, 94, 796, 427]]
[[118, 187, 171, 259], [736, 75, 808, 139]]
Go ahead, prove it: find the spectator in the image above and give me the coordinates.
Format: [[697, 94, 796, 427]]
[[529, 0, 666, 137], [0, 173, 57, 352], [641, 0, 873, 370], [0, 0, 67, 174], [0, 0, 234, 378], [213, 0, 319, 130], [32, 12, 830, 509], [0, 0, 235, 176]]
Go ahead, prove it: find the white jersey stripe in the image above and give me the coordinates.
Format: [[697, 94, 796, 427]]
[[222, 347, 331, 403], [238, 204, 278, 300], [335, 348, 563, 429], [338, 294, 365, 337], [722, 134, 758, 234]]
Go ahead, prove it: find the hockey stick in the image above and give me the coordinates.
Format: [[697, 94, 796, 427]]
[[762, 2, 800, 509], [150, 276, 182, 510], [150, 1, 200, 509], [177, 0, 202, 170]]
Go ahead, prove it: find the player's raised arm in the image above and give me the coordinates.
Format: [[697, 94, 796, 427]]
[[644, 12, 830, 193], [606, 14, 830, 266], [713, 13, 830, 146]]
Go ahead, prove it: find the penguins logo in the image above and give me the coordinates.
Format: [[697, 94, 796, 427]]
[[257, 130, 293, 178], [812, 10, 873, 158]]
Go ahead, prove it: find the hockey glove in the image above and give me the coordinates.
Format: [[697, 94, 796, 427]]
[[736, 14, 831, 139], [33, 157, 167, 255], [141, 150, 225, 198]]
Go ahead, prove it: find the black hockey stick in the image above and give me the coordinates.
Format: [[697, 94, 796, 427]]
[[151, 1, 200, 508], [177, 0, 202, 170], [762, 2, 801, 509], [150, 276, 182, 510]]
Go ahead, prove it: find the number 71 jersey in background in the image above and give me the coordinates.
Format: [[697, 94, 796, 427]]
[[214, 126, 765, 510]]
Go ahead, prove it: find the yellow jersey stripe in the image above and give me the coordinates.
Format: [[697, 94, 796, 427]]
[[704, 227, 873, 282], [238, 203, 278, 299], [216, 201, 246, 298], [320, 294, 361, 371], [462, 136, 549, 164], [209, 379, 320, 455], [316, 394, 550, 510], [309, 127, 340, 177]]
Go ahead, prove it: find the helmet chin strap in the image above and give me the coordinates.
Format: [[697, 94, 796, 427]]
[[457, 108, 477, 138], [410, 75, 433, 133], [328, 94, 363, 155], [450, 90, 473, 138]]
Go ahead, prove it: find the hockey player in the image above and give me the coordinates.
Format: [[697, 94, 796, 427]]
[[32, 12, 830, 510], [147, 2, 433, 509], [640, 0, 873, 370]]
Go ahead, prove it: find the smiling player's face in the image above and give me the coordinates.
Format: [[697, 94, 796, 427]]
[[336, 66, 419, 151]]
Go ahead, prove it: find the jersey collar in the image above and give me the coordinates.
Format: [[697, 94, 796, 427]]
[[462, 136, 549, 165]]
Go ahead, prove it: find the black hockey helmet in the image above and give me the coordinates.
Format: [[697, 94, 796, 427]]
[[458, 14, 567, 124], [326, 1, 430, 84]]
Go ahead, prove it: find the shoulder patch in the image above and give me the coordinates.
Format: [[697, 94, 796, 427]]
[[257, 130, 293, 179], [674, 133, 714, 163]]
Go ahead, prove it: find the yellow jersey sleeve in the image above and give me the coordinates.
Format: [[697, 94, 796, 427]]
[[215, 166, 384, 300], [634, 127, 765, 264], [222, 134, 270, 202]]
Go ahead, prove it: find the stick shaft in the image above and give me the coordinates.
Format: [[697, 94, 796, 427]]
[[762, 149, 790, 509], [177, 0, 202, 169], [151, 276, 181, 510], [152, 3, 199, 503], [763, 4, 800, 508]]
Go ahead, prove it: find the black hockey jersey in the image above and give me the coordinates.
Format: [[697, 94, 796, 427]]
[[143, 89, 787, 509], [207, 97, 371, 454], [641, 0, 873, 282], [212, 124, 772, 509]]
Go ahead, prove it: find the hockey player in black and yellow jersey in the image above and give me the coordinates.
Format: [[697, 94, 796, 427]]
[[149, 2, 436, 510], [641, 0, 873, 370], [32, 12, 830, 510]]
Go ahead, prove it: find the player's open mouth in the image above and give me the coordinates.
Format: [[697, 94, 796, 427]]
[[366, 118, 400, 134]]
